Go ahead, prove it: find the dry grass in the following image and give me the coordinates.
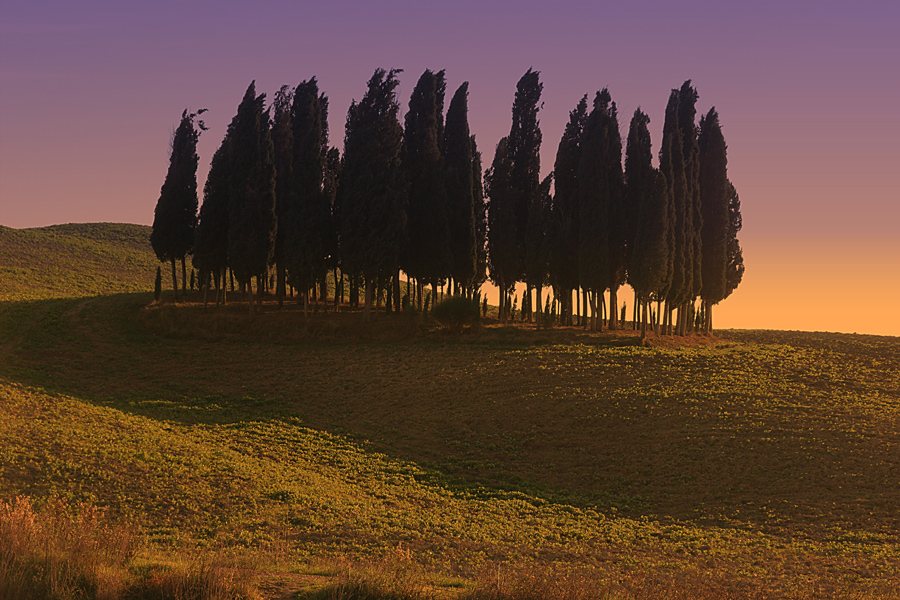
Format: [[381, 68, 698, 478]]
[[0, 495, 260, 600]]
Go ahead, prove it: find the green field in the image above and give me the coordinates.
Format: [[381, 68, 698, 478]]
[[1, 224, 898, 598]]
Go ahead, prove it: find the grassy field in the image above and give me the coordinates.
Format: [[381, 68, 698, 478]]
[[1, 224, 898, 598], [0, 223, 157, 301]]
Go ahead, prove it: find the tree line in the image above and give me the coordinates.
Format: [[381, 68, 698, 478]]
[[151, 69, 743, 336]]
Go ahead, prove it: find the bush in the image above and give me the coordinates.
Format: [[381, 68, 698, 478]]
[[431, 295, 480, 333]]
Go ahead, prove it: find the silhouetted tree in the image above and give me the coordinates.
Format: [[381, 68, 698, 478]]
[[193, 132, 231, 306], [471, 136, 488, 292], [403, 69, 450, 306], [626, 108, 669, 339], [577, 90, 615, 330], [271, 85, 294, 307], [550, 95, 587, 325], [338, 68, 405, 318], [724, 179, 744, 301], [698, 107, 729, 332], [601, 91, 625, 330], [285, 78, 331, 314], [486, 137, 516, 320], [151, 108, 206, 302], [525, 173, 553, 324], [444, 82, 477, 294], [228, 81, 276, 315], [659, 89, 687, 334]]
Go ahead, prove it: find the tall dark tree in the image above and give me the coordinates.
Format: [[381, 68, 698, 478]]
[[193, 131, 231, 306], [659, 89, 688, 334], [509, 69, 543, 286], [698, 107, 729, 332], [285, 78, 331, 314], [151, 108, 206, 302], [601, 91, 626, 330], [679, 81, 703, 321], [525, 173, 553, 324], [338, 68, 405, 318], [471, 136, 488, 292], [724, 179, 744, 301], [577, 90, 616, 330], [550, 95, 587, 325], [271, 85, 294, 307], [444, 82, 478, 294], [403, 69, 450, 305], [626, 108, 669, 339], [485, 137, 517, 320], [227, 81, 276, 314]]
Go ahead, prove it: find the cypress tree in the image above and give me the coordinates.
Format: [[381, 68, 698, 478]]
[[485, 137, 516, 320], [444, 82, 477, 294], [602, 91, 626, 330], [509, 69, 543, 285], [285, 78, 331, 314], [154, 266, 162, 302], [659, 89, 687, 334], [679, 82, 703, 315], [698, 107, 729, 332], [338, 68, 405, 318], [227, 81, 276, 315], [193, 131, 232, 306], [525, 173, 553, 324], [403, 69, 450, 304], [471, 136, 489, 292], [626, 108, 669, 339], [271, 85, 294, 307], [577, 90, 616, 330], [151, 108, 206, 303], [550, 95, 587, 325], [724, 179, 745, 301]]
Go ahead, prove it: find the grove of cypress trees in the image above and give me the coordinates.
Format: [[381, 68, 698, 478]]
[[151, 108, 206, 303], [444, 82, 477, 295], [550, 95, 587, 325], [626, 108, 669, 340], [403, 69, 450, 307], [227, 81, 276, 315], [193, 131, 232, 307], [698, 107, 729, 332], [338, 68, 405, 318]]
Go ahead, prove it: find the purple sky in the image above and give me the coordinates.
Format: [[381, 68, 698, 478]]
[[1, 0, 899, 334]]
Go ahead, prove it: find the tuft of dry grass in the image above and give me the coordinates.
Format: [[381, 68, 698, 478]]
[[0, 495, 260, 600], [0, 495, 137, 600]]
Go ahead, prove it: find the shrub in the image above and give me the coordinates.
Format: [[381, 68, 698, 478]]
[[431, 295, 480, 333]]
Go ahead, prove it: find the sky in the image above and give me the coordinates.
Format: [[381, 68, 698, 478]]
[[1, 0, 898, 335]]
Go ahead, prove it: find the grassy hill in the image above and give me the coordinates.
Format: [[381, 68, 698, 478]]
[[0, 224, 898, 598], [0, 223, 158, 301]]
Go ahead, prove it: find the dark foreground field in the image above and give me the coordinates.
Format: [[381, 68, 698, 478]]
[[1, 224, 899, 598]]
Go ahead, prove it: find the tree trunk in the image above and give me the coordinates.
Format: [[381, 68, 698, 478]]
[[364, 278, 374, 319], [247, 279, 254, 317], [633, 290, 639, 330], [202, 270, 209, 309], [170, 258, 178, 304], [535, 286, 542, 328], [609, 285, 618, 330], [276, 261, 286, 309], [181, 258, 187, 296], [641, 297, 648, 341], [707, 301, 713, 334]]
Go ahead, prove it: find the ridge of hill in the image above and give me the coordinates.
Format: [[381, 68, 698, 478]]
[[0, 222, 157, 301]]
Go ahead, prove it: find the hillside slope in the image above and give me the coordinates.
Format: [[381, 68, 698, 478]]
[[0, 223, 157, 301], [1, 293, 898, 596]]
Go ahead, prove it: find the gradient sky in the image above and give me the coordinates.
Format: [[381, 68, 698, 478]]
[[1, 0, 898, 335]]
